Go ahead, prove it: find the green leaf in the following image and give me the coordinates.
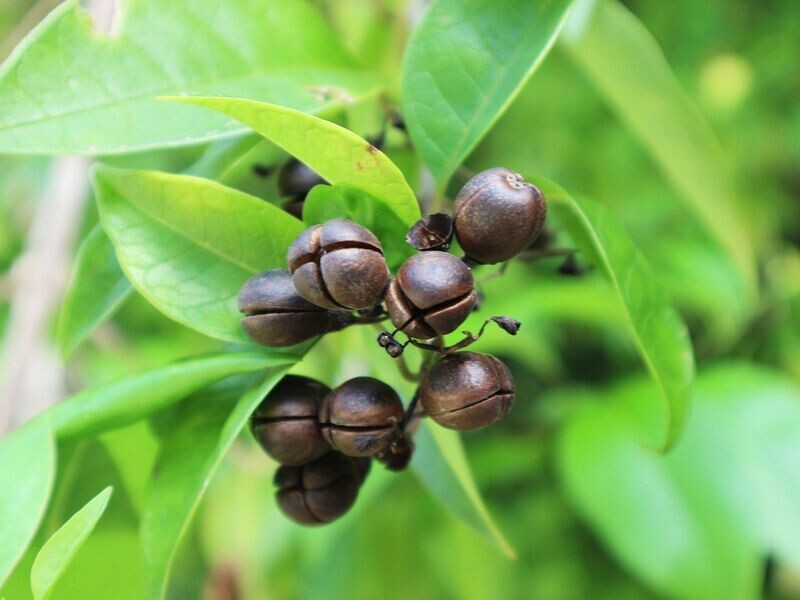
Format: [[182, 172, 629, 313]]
[[562, 0, 756, 304], [0, 416, 56, 588], [52, 352, 295, 441], [30, 487, 112, 600], [401, 0, 574, 187], [303, 184, 414, 270], [0, 0, 382, 155], [57, 225, 133, 357], [537, 177, 695, 450], [166, 97, 421, 226], [141, 369, 291, 599], [93, 165, 305, 341], [412, 422, 516, 559], [558, 363, 800, 599]]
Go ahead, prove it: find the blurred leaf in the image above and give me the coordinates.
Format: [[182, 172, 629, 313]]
[[57, 225, 132, 357], [93, 165, 305, 341], [303, 184, 414, 270], [558, 362, 800, 598], [47, 528, 146, 600], [412, 422, 516, 559], [0, 0, 381, 155], [536, 176, 695, 450], [99, 423, 160, 515], [52, 352, 295, 441], [401, 0, 574, 187], [167, 97, 421, 226], [141, 368, 291, 599], [562, 0, 756, 306], [31, 487, 112, 600], [0, 416, 56, 588]]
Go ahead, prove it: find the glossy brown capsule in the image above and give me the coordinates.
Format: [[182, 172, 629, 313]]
[[287, 219, 390, 310], [420, 352, 515, 430], [249, 375, 331, 466], [238, 269, 353, 347], [277, 158, 326, 200], [274, 452, 360, 525], [319, 377, 405, 457], [385, 251, 477, 339], [454, 167, 546, 264]]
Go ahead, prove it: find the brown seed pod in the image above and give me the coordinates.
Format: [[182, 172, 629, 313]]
[[274, 452, 360, 525], [420, 352, 515, 430], [454, 167, 546, 264], [319, 377, 405, 457], [385, 251, 476, 339], [277, 158, 326, 200], [353, 456, 372, 483], [249, 375, 331, 466], [287, 219, 390, 310], [238, 269, 353, 347]]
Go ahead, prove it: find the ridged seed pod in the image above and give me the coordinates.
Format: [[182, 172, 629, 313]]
[[287, 219, 390, 310]]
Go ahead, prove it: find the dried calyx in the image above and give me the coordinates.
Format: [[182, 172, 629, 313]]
[[406, 213, 454, 251]]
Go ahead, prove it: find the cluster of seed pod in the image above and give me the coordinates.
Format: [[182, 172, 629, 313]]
[[240, 165, 546, 525]]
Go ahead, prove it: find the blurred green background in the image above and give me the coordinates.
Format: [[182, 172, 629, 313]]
[[1, 0, 799, 598]]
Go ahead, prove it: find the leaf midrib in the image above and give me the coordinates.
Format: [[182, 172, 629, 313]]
[[559, 193, 677, 439]]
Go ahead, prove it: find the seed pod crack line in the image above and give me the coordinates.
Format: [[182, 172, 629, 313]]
[[393, 290, 478, 338], [427, 389, 514, 417]]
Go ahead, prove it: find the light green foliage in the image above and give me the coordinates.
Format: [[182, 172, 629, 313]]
[[167, 98, 421, 227], [412, 423, 515, 558], [0, 0, 379, 154], [93, 166, 305, 341], [538, 176, 695, 450], [402, 0, 574, 187], [141, 370, 290, 599], [0, 417, 56, 588], [31, 487, 112, 600], [57, 225, 132, 357], [562, 0, 756, 308], [559, 363, 800, 599], [52, 352, 295, 440], [0, 0, 795, 597]]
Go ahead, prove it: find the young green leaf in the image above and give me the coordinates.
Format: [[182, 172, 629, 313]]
[[558, 363, 800, 599], [0, 416, 56, 588], [30, 487, 113, 600], [141, 369, 291, 599], [401, 0, 574, 187], [535, 176, 695, 450], [0, 0, 381, 155], [93, 165, 305, 341], [57, 225, 133, 357], [165, 97, 421, 227], [52, 352, 295, 441], [303, 184, 415, 270], [562, 0, 756, 306], [412, 422, 516, 559]]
